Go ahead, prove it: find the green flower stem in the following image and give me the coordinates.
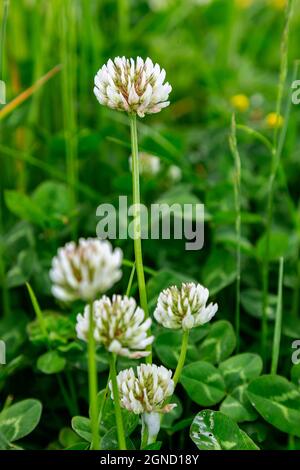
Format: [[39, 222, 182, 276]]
[[129, 113, 152, 363], [88, 300, 100, 450], [271, 257, 284, 375], [173, 330, 189, 387], [109, 354, 127, 450]]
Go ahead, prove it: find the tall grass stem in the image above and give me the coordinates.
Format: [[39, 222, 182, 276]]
[[60, 0, 78, 239], [271, 258, 284, 375], [261, 0, 293, 363], [229, 114, 241, 352]]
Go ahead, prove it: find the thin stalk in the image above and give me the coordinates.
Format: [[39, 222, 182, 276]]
[[229, 114, 241, 352], [109, 354, 126, 450], [0, 0, 6, 291], [0, 200, 9, 317], [271, 258, 284, 375], [0, 0, 9, 98], [88, 300, 100, 450], [65, 369, 79, 416], [236, 124, 273, 153], [173, 330, 189, 387], [24, 1, 53, 151], [26, 282, 47, 338], [98, 371, 110, 430], [129, 113, 152, 363], [292, 245, 300, 318], [0, 250, 9, 317], [0, 65, 61, 120], [125, 262, 136, 297], [60, 0, 78, 239], [56, 374, 77, 417], [261, 0, 293, 363]]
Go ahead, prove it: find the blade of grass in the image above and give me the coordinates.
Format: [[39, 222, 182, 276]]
[[236, 124, 273, 152], [261, 0, 293, 364], [125, 262, 135, 297], [0, 64, 61, 120], [26, 282, 47, 338], [0, 0, 9, 104], [229, 114, 241, 352], [60, 0, 78, 239], [271, 257, 284, 375]]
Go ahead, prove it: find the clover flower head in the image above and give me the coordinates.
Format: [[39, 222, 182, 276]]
[[129, 152, 161, 176], [50, 238, 122, 302], [94, 56, 172, 118], [154, 282, 218, 330], [76, 295, 153, 358], [110, 364, 176, 414]]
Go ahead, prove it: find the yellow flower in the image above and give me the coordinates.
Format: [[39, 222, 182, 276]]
[[230, 94, 250, 113], [235, 0, 253, 9], [266, 112, 284, 129], [269, 0, 287, 10]]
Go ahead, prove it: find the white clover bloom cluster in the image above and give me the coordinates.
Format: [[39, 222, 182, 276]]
[[94, 56, 172, 118], [50, 238, 122, 302], [129, 152, 161, 176], [111, 364, 176, 414], [154, 282, 218, 330], [76, 295, 154, 358]]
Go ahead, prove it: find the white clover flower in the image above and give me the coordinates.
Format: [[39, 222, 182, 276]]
[[110, 364, 176, 414], [94, 56, 172, 118], [154, 282, 218, 330], [50, 238, 122, 302], [168, 164, 182, 182], [129, 152, 161, 176], [76, 295, 154, 358]]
